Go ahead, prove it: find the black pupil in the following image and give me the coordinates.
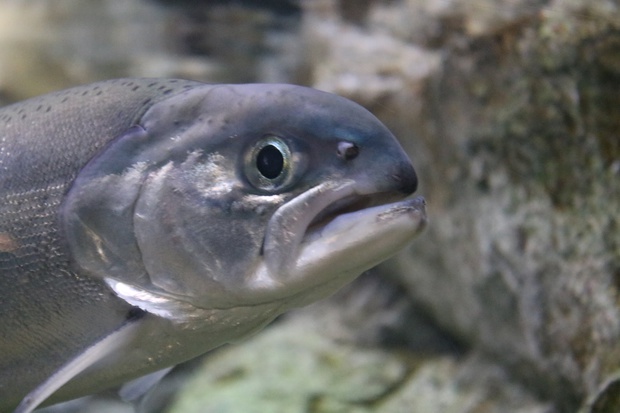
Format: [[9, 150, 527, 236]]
[[256, 144, 284, 179]]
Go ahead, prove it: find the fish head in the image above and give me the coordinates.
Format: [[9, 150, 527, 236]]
[[63, 83, 427, 321]]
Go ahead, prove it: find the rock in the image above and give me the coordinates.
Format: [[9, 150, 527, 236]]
[[0, 0, 172, 99], [0, 0, 301, 101], [168, 296, 550, 413]]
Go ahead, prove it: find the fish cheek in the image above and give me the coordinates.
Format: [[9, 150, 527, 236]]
[[133, 163, 272, 306]]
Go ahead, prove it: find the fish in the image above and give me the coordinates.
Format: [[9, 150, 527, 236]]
[[0, 78, 427, 412]]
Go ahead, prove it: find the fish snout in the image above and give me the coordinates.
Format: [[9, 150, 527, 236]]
[[337, 139, 418, 197], [368, 156, 418, 198], [390, 160, 418, 195]]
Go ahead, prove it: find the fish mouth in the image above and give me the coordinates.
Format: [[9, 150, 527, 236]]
[[250, 179, 426, 305], [305, 191, 404, 235], [260, 179, 426, 280]]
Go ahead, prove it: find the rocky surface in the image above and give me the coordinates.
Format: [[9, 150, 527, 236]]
[[2, 1, 618, 412], [167, 289, 550, 413]]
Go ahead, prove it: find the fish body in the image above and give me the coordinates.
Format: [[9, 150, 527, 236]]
[[0, 79, 426, 411]]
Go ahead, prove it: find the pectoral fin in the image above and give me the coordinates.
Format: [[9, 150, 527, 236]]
[[119, 367, 172, 402], [14, 310, 145, 413]]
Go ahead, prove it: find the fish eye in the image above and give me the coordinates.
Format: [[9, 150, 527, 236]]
[[257, 144, 284, 179], [245, 136, 293, 191]]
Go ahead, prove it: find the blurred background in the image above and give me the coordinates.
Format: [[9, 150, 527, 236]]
[[2, 1, 618, 412]]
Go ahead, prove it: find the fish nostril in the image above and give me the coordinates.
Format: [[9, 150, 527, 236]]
[[337, 141, 359, 161]]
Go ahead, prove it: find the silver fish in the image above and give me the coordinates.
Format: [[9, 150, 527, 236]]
[[0, 79, 426, 412]]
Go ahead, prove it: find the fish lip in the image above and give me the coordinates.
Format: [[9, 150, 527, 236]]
[[305, 191, 410, 235], [303, 194, 427, 245]]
